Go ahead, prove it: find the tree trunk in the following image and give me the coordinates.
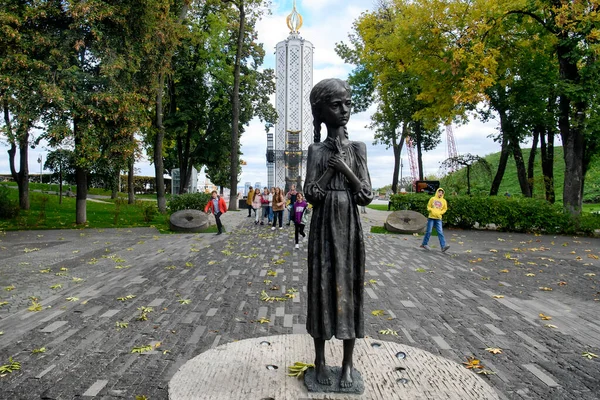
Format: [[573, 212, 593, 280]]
[[489, 132, 509, 196], [110, 167, 119, 199], [391, 143, 400, 194], [228, 1, 246, 211], [466, 165, 471, 195], [177, 122, 194, 194], [154, 72, 167, 213], [390, 124, 404, 194], [512, 141, 531, 197], [152, 3, 190, 212], [75, 165, 88, 225], [4, 102, 30, 210], [415, 121, 424, 180], [539, 125, 555, 203], [17, 134, 30, 210], [556, 38, 585, 214], [558, 92, 585, 214], [527, 129, 539, 196], [59, 166, 63, 205], [74, 118, 87, 224], [128, 155, 135, 204]]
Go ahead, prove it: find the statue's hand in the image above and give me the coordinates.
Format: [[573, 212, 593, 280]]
[[328, 153, 346, 171]]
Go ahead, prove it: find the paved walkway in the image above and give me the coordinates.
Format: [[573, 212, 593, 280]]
[[0, 209, 599, 399]]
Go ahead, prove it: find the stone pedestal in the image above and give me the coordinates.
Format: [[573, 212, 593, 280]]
[[304, 366, 364, 394], [385, 210, 427, 234], [168, 334, 500, 400], [169, 210, 209, 233]]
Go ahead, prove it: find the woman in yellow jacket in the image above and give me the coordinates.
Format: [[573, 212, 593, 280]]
[[420, 188, 450, 252], [246, 186, 254, 217]]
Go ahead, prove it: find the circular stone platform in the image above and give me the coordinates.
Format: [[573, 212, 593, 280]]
[[169, 334, 499, 400], [169, 209, 209, 233], [385, 210, 427, 234]]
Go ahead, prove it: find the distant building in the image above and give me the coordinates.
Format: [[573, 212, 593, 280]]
[[244, 182, 252, 195], [171, 168, 198, 195], [268, 1, 313, 192]]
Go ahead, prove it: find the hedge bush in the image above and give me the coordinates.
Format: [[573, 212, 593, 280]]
[[0, 184, 19, 219], [389, 193, 600, 236], [167, 192, 212, 213]]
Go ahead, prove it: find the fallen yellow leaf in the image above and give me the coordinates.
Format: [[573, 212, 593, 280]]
[[485, 347, 502, 354], [463, 356, 484, 369]]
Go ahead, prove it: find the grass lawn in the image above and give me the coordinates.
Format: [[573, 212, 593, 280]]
[[1, 189, 175, 232], [367, 204, 390, 211]]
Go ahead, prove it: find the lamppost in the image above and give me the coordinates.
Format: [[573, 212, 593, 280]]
[[37, 155, 43, 184]]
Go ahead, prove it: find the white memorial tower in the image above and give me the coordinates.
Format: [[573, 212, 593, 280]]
[[266, 1, 313, 191]]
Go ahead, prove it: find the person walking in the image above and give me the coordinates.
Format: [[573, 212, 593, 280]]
[[271, 187, 285, 230], [246, 186, 254, 217], [269, 187, 275, 223], [252, 187, 262, 224], [204, 190, 227, 235], [261, 187, 271, 225], [292, 193, 308, 249], [286, 184, 298, 225], [420, 188, 450, 252]]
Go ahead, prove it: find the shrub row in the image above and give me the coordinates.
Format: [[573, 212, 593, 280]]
[[389, 193, 600, 236], [167, 192, 212, 213], [0, 185, 19, 219]]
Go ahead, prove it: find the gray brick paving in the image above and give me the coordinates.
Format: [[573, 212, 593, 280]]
[[0, 212, 598, 399]]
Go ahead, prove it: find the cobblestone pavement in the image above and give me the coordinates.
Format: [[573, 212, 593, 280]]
[[0, 210, 599, 400]]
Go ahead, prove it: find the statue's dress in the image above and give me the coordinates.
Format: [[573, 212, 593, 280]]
[[304, 138, 373, 340]]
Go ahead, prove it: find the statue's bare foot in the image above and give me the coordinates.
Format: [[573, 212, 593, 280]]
[[315, 363, 332, 386], [340, 364, 353, 388]]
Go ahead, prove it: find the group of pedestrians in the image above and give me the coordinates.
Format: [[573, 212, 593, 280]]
[[245, 184, 309, 249]]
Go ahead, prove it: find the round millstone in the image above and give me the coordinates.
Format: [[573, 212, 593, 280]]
[[168, 334, 499, 400], [169, 209, 210, 233], [385, 210, 427, 234]]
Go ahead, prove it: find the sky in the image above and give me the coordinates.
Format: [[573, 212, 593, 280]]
[[1, 0, 517, 191]]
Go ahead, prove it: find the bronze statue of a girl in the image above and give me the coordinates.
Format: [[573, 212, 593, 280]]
[[304, 78, 373, 389]]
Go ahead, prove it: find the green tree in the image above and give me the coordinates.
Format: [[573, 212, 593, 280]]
[[0, 1, 61, 210], [502, 0, 600, 214], [44, 149, 74, 204], [442, 154, 492, 195], [41, 1, 157, 224], [337, 3, 441, 193], [163, 0, 274, 195]]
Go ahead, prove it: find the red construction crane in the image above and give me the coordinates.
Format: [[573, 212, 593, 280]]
[[405, 136, 418, 184]]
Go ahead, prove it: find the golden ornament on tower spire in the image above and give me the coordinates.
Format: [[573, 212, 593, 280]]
[[286, 0, 303, 34]]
